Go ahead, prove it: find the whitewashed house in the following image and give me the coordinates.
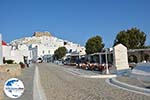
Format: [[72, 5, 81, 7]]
[[2, 43, 30, 63]]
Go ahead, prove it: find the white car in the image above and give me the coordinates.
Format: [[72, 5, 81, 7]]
[[37, 59, 42, 63]]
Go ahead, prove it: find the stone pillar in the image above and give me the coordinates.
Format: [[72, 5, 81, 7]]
[[0, 34, 3, 65], [113, 44, 129, 71]]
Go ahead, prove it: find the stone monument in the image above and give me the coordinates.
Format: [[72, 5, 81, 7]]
[[0, 34, 3, 65], [113, 44, 129, 71]]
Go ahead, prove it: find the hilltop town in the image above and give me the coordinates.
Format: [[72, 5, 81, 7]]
[[2, 32, 85, 64], [1, 1, 150, 100]]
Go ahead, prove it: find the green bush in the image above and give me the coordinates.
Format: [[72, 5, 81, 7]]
[[5, 60, 14, 64]]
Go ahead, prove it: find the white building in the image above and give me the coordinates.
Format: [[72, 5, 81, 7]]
[[0, 34, 3, 64], [4, 32, 86, 63]]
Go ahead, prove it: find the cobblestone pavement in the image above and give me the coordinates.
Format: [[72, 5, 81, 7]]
[[3, 65, 35, 100], [37, 63, 150, 100], [62, 65, 101, 76]]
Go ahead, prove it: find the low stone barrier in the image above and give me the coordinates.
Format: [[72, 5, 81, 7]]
[[0, 64, 21, 77], [0, 64, 21, 100], [107, 78, 150, 96]]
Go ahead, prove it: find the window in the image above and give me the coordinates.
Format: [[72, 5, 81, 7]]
[[69, 49, 72, 53], [48, 50, 50, 54], [64, 41, 67, 45], [43, 50, 45, 54]]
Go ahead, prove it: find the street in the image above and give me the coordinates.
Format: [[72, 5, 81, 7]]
[[36, 63, 150, 100]]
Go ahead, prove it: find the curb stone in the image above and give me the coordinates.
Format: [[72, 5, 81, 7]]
[[106, 78, 150, 96]]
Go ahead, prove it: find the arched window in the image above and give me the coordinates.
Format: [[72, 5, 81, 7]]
[[144, 54, 150, 62]]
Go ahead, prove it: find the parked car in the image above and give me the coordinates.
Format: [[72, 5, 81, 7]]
[[37, 58, 43, 63], [54, 60, 63, 65]]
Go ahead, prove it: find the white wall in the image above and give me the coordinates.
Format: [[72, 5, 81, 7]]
[[2, 45, 11, 59], [0, 34, 3, 64], [2, 44, 30, 64], [10, 50, 24, 63]]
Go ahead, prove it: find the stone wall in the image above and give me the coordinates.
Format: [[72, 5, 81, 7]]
[[0, 64, 21, 77], [33, 32, 51, 37]]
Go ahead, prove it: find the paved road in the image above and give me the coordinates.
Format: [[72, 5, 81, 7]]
[[37, 63, 150, 100], [62, 65, 101, 76]]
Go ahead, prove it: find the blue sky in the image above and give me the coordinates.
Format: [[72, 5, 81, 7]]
[[0, 0, 150, 47]]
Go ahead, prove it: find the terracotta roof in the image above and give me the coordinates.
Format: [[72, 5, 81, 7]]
[[2, 40, 7, 45]]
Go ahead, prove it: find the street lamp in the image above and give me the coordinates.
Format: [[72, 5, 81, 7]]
[[105, 48, 109, 74]]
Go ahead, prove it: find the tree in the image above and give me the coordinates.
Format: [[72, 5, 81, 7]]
[[54, 47, 67, 60], [143, 45, 150, 48], [114, 27, 146, 49], [85, 35, 104, 54]]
